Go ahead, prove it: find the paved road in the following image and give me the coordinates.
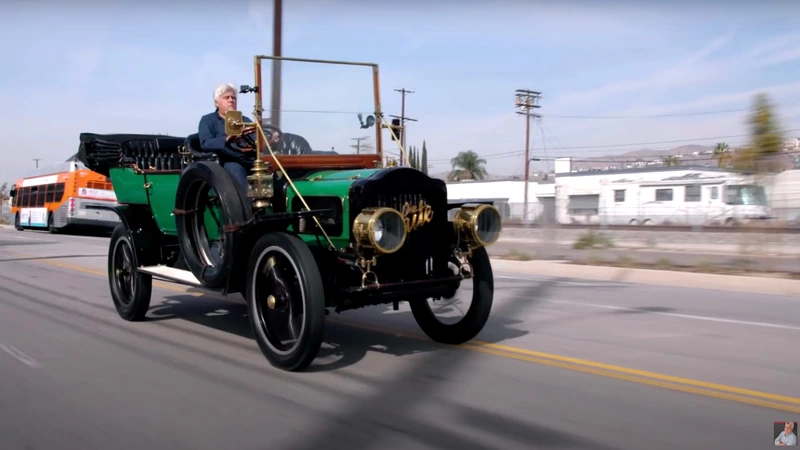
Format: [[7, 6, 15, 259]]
[[1, 226, 799, 450]]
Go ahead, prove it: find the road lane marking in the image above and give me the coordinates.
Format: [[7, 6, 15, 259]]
[[0, 229, 109, 247], [546, 299, 800, 332], [325, 317, 800, 408], [0, 341, 43, 368], [9, 252, 800, 413], [464, 344, 800, 413]]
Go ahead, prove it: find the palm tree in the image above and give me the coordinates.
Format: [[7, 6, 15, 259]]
[[662, 155, 680, 166], [447, 150, 487, 181], [713, 142, 730, 167]]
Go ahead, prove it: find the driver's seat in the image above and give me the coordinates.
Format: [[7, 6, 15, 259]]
[[185, 133, 220, 163]]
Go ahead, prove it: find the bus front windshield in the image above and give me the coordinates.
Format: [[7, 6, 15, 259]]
[[724, 184, 767, 205]]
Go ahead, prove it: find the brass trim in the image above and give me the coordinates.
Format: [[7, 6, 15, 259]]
[[352, 207, 407, 254], [453, 204, 503, 248]]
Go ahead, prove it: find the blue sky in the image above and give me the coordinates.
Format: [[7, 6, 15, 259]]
[[1, 0, 799, 184]]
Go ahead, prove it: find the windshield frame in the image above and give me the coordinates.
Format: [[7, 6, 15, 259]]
[[250, 55, 389, 162]]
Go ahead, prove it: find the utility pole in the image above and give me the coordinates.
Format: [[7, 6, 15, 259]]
[[514, 89, 542, 224], [33, 158, 43, 169], [393, 88, 416, 166], [270, 0, 283, 129], [350, 136, 369, 154]]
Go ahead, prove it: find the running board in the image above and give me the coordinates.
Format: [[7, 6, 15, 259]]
[[138, 265, 204, 288]]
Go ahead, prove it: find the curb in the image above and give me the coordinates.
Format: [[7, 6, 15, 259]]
[[496, 237, 800, 258], [489, 258, 800, 297]]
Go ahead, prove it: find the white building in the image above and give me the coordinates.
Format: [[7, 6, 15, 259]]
[[553, 157, 770, 226], [445, 179, 556, 223]]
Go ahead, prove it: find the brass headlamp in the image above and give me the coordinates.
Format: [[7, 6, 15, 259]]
[[453, 203, 502, 248], [353, 207, 407, 254]]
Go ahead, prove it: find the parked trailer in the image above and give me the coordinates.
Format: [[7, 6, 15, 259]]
[[558, 170, 770, 226]]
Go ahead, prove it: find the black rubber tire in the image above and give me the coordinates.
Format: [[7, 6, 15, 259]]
[[108, 224, 153, 321], [245, 232, 326, 371], [409, 246, 494, 345], [175, 161, 252, 288], [14, 213, 23, 231]]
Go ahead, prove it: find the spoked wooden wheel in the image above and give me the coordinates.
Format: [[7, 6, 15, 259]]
[[246, 232, 326, 371], [108, 225, 152, 321], [409, 246, 494, 345]]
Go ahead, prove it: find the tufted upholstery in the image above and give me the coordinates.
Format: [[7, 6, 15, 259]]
[[277, 132, 314, 155], [186, 133, 220, 163], [121, 137, 187, 171]]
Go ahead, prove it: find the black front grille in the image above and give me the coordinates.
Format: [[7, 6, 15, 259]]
[[348, 168, 450, 283], [360, 192, 425, 210]]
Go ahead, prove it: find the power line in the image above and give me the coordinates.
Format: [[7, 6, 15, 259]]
[[543, 108, 749, 119], [261, 105, 760, 119], [350, 136, 370, 155], [426, 127, 800, 162]]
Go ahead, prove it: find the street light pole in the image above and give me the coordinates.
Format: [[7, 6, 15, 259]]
[[514, 89, 541, 224]]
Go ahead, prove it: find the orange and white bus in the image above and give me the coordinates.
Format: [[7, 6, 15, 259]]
[[9, 158, 120, 233]]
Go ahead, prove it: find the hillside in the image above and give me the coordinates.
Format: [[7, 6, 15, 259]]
[[569, 144, 719, 171]]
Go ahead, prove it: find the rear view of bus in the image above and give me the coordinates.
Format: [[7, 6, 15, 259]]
[[10, 159, 120, 233]]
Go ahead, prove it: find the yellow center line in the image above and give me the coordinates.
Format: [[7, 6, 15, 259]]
[[8, 253, 800, 413]]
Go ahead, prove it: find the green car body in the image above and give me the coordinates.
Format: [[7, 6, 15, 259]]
[[109, 165, 379, 248]]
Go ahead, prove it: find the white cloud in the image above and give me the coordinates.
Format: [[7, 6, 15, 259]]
[[551, 31, 735, 109]]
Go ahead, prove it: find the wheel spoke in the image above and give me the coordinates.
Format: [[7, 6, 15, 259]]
[[286, 301, 298, 341], [253, 250, 306, 354], [424, 256, 474, 324]]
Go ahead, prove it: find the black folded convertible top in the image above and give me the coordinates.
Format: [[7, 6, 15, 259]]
[[77, 132, 186, 177]]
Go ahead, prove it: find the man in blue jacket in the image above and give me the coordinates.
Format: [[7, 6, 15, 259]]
[[198, 83, 255, 191]]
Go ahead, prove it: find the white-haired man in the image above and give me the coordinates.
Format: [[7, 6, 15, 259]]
[[776, 421, 797, 446], [198, 83, 255, 190]]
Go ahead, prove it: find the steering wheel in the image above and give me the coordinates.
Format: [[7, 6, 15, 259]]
[[231, 123, 283, 151]]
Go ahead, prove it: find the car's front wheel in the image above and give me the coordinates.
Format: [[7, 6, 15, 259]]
[[409, 246, 494, 345], [245, 232, 326, 371]]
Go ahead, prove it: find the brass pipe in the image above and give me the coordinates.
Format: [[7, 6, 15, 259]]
[[253, 121, 336, 251]]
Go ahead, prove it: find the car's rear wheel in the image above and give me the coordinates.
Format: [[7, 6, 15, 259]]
[[409, 246, 494, 345], [108, 225, 153, 321]]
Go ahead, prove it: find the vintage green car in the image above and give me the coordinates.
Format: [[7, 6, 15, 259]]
[[76, 55, 502, 371]]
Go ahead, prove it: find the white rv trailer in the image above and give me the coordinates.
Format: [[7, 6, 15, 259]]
[[598, 173, 770, 226], [555, 164, 770, 226]]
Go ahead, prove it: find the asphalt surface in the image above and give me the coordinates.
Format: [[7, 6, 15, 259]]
[[1, 226, 799, 450]]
